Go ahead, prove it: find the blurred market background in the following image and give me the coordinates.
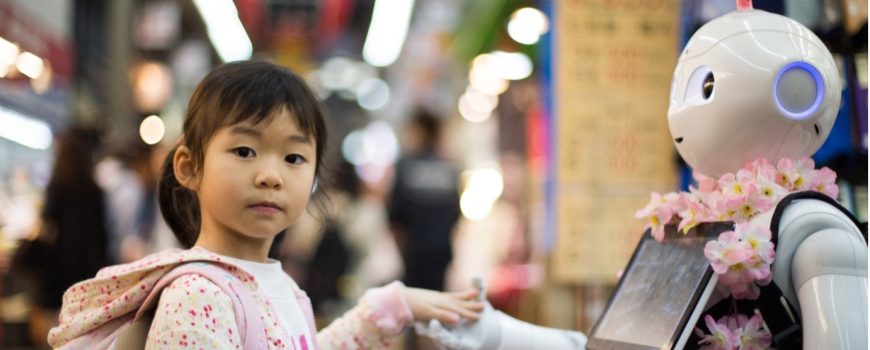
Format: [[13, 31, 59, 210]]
[[0, 0, 865, 348]]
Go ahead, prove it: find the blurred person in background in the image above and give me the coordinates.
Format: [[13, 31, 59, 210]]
[[96, 142, 152, 264], [389, 109, 460, 292], [27, 128, 109, 347], [337, 160, 403, 296], [303, 160, 403, 322], [300, 191, 351, 324], [97, 142, 178, 264]]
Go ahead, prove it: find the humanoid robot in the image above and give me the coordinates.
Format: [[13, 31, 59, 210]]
[[417, 1, 868, 349]]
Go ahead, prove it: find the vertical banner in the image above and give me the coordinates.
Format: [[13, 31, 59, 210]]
[[552, 0, 681, 284]]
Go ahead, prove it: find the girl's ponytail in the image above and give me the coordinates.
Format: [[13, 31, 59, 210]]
[[157, 146, 200, 248]]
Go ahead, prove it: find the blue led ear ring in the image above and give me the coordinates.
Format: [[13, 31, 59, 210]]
[[773, 62, 825, 121], [311, 177, 318, 194]]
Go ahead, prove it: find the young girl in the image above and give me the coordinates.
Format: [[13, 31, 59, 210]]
[[47, 60, 483, 349]]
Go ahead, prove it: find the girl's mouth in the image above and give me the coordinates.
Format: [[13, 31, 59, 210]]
[[249, 202, 282, 214]]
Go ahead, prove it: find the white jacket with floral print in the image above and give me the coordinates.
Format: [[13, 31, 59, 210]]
[[48, 247, 414, 349]]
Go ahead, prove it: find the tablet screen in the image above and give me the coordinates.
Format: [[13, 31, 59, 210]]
[[588, 222, 732, 349]]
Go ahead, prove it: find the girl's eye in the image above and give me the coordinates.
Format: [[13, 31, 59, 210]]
[[232, 147, 256, 158], [285, 154, 305, 165]]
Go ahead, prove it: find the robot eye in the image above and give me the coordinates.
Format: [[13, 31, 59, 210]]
[[774, 62, 824, 121], [702, 73, 714, 100], [683, 66, 714, 105]]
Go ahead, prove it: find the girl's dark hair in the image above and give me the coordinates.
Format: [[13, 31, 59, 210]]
[[158, 60, 328, 248]]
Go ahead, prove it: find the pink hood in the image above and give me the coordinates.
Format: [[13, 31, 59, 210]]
[[47, 247, 260, 348]]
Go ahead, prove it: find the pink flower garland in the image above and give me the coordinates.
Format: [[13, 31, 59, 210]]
[[636, 157, 839, 347], [637, 157, 838, 243], [694, 313, 772, 350]]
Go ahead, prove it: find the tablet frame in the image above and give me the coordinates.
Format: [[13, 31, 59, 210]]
[[586, 222, 733, 350]]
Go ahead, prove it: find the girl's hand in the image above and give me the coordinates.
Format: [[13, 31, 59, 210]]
[[402, 287, 485, 325]]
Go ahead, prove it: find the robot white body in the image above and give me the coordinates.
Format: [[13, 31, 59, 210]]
[[419, 7, 867, 350], [671, 9, 867, 348], [756, 197, 868, 349]]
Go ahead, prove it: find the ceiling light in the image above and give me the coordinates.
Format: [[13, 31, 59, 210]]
[[362, 0, 415, 67]]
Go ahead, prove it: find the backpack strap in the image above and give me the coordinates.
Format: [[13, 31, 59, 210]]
[[135, 262, 266, 349], [770, 191, 868, 246], [755, 282, 802, 349]]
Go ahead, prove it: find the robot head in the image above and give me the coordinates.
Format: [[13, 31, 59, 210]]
[[668, 9, 841, 178]]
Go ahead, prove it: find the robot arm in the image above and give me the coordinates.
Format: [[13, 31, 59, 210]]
[[792, 227, 867, 349], [416, 279, 587, 350], [767, 196, 868, 349], [491, 310, 588, 350], [416, 302, 587, 350]]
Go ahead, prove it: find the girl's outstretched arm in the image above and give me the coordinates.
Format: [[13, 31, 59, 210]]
[[402, 287, 484, 325], [317, 281, 483, 349]]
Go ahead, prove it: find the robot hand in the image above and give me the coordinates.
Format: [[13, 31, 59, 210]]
[[415, 278, 587, 350], [414, 300, 502, 350]]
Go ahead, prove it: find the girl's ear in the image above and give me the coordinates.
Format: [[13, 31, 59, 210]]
[[173, 145, 200, 191]]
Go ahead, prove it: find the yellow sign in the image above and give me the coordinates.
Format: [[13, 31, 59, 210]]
[[553, 0, 681, 284]]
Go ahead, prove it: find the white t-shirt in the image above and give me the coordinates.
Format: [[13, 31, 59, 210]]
[[219, 254, 315, 349]]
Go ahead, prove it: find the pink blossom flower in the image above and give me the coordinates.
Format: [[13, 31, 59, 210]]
[[719, 173, 750, 197], [777, 158, 816, 191], [636, 193, 663, 220], [746, 158, 778, 180], [704, 231, 753, 275], [732, 313, 772, 350], [663, 192, 686, 214], [687, 183, 719, 211], [729, 256, 772, 290], [678, 194, 713, 233], [706, 223, 775, 300], [812, 167, 839, 199], [708, 193, 743, 221], [636, 193, 670, 241], [793, 158, 818, 190], [705, 227, 774, 300], [719, 266, 758, 300], [754, 172, 787, 204], [727, 188, 751, 221], [730, 282, 761, 300], [736, 168, 756, 186], [695, 315, 737, 350], [636, 192, 682, 241], [737, 222, 775, 264], [695, 171, 720, 193], [755, 272, 772, 287], [697, 313, 772, 350], [732, 185, 777, 222]]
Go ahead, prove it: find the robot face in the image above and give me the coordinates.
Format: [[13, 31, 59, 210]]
[[667, 10, 841, 178]]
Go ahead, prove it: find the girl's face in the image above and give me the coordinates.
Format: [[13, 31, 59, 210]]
[[195, 108, 317, 243]]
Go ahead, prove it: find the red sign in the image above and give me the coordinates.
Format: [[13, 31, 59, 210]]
[[0, 2, 74, 78]]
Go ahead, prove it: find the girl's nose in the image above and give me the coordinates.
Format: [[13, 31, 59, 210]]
[[255, 165, 283, 189]]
